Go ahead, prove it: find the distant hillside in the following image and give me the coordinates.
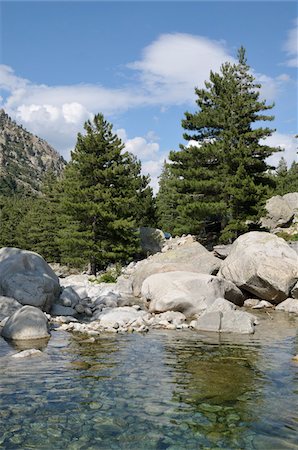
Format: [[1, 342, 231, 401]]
[[0, 109, 66, 195]]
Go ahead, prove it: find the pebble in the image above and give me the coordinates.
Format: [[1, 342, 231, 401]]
[[11, 349, 43, 359]]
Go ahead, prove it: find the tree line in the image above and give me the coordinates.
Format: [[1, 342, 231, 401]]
[[0, 48, 297, 272]]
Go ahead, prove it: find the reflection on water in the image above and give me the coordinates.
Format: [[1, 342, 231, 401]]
[[0, 310, 297, 449]]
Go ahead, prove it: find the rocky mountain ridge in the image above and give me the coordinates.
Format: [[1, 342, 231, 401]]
[[0, 109, 66, 195]]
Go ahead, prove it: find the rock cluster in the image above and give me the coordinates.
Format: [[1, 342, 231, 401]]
[[0, 227, 297, 350]]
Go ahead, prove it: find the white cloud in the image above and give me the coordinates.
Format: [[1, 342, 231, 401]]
[[124, 137, 159, 159], [142, 158, 166, 194], [263, 132, 297, 168], [283, 18, 298, 67], [128, 33, 235, 104], [116, 128, 164, 193]]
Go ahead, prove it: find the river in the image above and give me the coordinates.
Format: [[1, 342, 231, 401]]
[[0, 310, 297, 449]]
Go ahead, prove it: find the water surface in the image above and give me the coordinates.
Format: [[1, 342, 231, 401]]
[[0, 310, 297, 449]]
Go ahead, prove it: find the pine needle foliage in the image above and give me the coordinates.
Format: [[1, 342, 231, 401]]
[[158, 47, 279, 243], [59, 113, 153, 274]]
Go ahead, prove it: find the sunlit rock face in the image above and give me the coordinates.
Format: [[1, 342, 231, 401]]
[[0, 247, 60, 312], [219, 232, 298, 304]]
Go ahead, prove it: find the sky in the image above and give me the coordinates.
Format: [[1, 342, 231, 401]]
[[0, 1, 297, 191]]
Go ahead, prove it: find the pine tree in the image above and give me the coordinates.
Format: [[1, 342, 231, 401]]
[[0, 195, 32, 247], [59, 113, 153, 274], [161, 47, 278, 243], [273, 157, 298, 195], [16, 172, 62, 261], [156, 161, 180, 235]]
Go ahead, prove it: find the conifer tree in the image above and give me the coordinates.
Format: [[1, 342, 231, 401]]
[[160, 47, 278, 243], [156, 161, 180, 234], [0, 195, 32, 247], [16, 172, 62, 261], [273, 158, 298, 195], [59, 113, 153, 274]]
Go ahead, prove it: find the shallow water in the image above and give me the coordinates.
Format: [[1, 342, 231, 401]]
[[0, 311, 297, 449]]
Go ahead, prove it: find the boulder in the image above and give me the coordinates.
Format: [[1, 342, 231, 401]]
[[261, 195, 294, 230], [219, 232, 298, 304], [192, 310, 256, 334], [283, 192, 298, 214], [1, 306, 50, 340], [50, 304, 76, 317], [192, 311, 221, 332], [0, 247, 60, 312], [276, 298, 298, 314], [221, 310, 256, 334], [0, 295, 22, 321], [132, 240, 222, 297], [139, 227, 165, 255], [141, 272, 244, 317], [60, 286, 80, 307]]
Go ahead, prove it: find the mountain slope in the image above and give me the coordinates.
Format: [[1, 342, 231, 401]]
[[0, 109, 66, 195]]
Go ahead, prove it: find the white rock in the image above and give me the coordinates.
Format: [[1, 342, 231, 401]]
[[1, 305, 50, 340], [220, 310, 256, 334], [193, 311, 222, 332], [276, 298, 298, 314], [0, 247, 60, 312], [11, 349, 43, 358], [219, 232, 298, 304], [192, 310, 256, 334], [244, 299, 261, 308], [252, 300, 274, 309], [96, 307, 147, 329], [142, 271, 244, 317], [154, 311, 186, 326]]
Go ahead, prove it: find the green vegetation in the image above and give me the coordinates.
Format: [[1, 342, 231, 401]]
[[157, 47, 279, 243], [56, 114, 155, 274], [0, 115, 156, 272], [271, 157, 298, 196]]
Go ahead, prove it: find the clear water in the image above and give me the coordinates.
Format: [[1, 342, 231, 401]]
[[0, 311, 297, 449]]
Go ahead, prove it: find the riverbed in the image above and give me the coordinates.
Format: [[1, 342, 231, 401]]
[[0, 310, 297, 449]]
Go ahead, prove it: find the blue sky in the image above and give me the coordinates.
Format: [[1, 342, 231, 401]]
[[0, 1, 297, 191]]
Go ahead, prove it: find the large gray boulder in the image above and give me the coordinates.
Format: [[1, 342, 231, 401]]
[[0, 296, 22, 321], [219, 232, 298, 304], [132, 240, 221, 297], [141, 271, 244, 317], [0, 248, 60, 312], [1, 305, 50, 340]]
